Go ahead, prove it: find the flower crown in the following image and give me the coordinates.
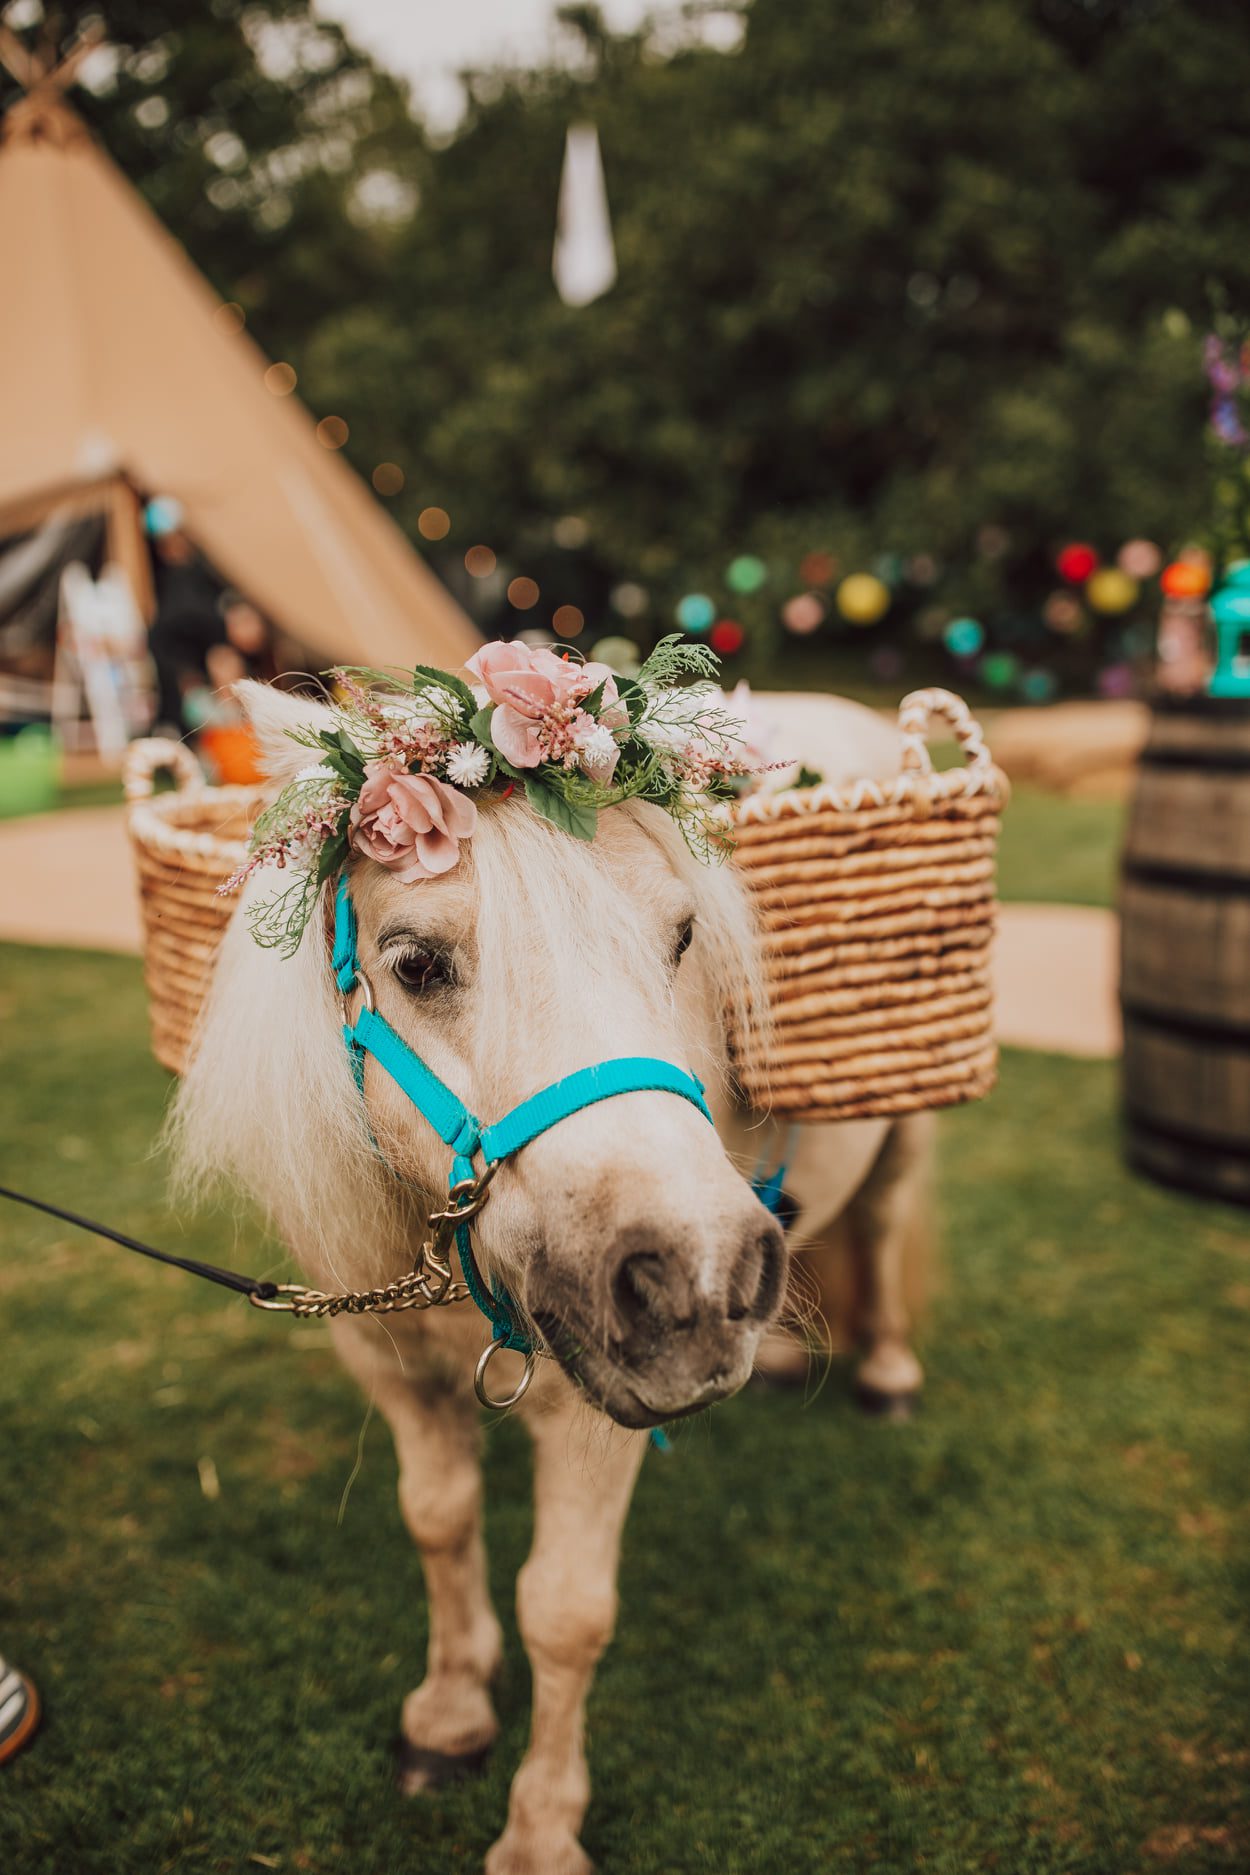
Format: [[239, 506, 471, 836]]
[[223, 636, 765, 955]]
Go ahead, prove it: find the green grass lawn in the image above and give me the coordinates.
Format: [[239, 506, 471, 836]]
[[1, 941, 1247, 1875], [995, 784, 1124, 910]]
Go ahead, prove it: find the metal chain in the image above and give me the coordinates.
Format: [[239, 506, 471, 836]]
[[248, 1164, 498, 1320]]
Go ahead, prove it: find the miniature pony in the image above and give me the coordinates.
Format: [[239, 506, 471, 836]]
[[172, 680, 930, 1875]]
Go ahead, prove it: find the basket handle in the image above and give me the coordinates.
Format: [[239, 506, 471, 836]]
[[123, 737, 204, 803], [897, 688, 993, 782]]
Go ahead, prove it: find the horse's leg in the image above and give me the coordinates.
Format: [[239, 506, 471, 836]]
[[847, 1112, 933, 1414], [486, 1404, 646, 1875], [332, 1322, 503, 1792]]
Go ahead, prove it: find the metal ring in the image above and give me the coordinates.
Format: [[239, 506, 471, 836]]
[[342, 966, 376, 1026], [474, 1338, 535, 1411]]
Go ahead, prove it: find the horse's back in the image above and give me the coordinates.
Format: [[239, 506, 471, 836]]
[[753, 690, 901, 788]]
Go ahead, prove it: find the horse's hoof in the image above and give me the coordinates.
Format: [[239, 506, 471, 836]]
[[394, 1735, 492, 1795], [855, 1382, 920, 1421]]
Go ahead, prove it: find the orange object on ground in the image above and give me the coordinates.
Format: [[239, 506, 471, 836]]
[[198, 724, 265, 785]]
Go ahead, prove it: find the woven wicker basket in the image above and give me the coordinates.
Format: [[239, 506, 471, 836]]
[[125, 693, 1002, 1103], [125, 738, 261, 1076], [731, 689, 1005, 1123]]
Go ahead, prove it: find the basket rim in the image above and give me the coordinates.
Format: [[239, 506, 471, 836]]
[[129, 783, 265, 866], [733, 759, 1007, 828]]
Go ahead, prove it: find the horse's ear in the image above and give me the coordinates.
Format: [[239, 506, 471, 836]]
[[235, 679, 336, 787]]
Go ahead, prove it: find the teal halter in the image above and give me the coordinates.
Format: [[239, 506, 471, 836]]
[[332, 877, 715, 1378]]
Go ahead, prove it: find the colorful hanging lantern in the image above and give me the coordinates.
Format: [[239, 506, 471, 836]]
[[1086, 568, 1140, 616], [1160, 560, 1211, 600], [726, 556, 767, 595], [943, 616, 984, 658], [588, 635, 642, 677], [675, 593, 715, 634], [980, 651, 1019, 690], [836, 573, 890, 625], [1057, 542, 1099, 584], [799, 551, 837, 587], [781, 592, 826, 635], [1117, 539, 1161, 580], [1043, 591, 1084, 634], [1020, 668, 1059, 703]]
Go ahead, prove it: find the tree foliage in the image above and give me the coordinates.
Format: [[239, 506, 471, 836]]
[[6, 0, 1250, 683]]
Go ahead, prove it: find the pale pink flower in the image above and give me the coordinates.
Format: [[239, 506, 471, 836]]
[[465, 640, 624, 769], [349, 763, 477, 882]]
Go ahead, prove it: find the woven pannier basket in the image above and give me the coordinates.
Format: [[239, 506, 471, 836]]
[[731, 688, 1005, 1123], [125, 738, 262, 1076]]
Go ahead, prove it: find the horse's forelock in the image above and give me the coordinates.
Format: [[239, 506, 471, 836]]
[[168, 796, 763, 1285]]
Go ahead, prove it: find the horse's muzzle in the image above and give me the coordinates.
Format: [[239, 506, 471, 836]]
[[529, 1217, 788, 1428]]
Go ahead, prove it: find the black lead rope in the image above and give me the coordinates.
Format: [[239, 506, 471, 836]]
[[0, 1185, 279, 1301]]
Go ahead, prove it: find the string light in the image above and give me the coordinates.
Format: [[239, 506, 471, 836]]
[[464, 545, 497, 578], [781, 592, 825, 635], [264, 362, 297, 396], [725, 556, 767, 595], [799, 551, 837, 587], [507, 577, 540, 610], [943, 617, 984, 657], [709, 618, 745, 654], [552, 605, 584, 637], [676, 593, 715, 633], [372, 462, 404, 496], [418, 507, 451, 541], [215, 302, 245, 334], [316, 415, 349, 450]]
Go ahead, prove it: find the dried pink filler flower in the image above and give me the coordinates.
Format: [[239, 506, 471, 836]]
[[350, 765, 478, 882]]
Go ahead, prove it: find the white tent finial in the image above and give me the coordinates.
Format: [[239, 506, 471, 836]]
[[553, 122, 617, 309]]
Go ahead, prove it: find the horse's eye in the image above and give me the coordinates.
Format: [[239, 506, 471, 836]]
[[391, 948, 449, 993], [672, 919, 695, 966]]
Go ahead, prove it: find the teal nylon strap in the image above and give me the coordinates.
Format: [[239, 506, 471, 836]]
[[333, 877, 715, 1357]]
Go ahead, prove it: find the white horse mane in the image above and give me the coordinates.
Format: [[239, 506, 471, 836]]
[[168, 779, 767, 1292]]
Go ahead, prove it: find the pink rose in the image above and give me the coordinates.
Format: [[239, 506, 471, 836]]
[[465, 640, 625, 770], [349, 764, 477, 883]]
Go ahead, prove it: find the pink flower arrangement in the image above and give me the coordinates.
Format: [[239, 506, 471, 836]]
[[349, 765, 478, 882], [466, 640, 625, 779]]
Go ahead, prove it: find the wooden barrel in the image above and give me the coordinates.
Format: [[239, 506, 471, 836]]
[[1120, 696, 1250, 1202]]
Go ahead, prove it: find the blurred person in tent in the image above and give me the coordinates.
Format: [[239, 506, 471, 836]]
[[144, 496, 274, 740]]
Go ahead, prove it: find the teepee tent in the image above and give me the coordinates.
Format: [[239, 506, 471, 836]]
[[0, 41, 478, 672]]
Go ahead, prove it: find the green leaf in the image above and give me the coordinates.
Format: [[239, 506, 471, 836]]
[[523, 775, 598, 840], [319, 727, 365, 780], [581, 677, 607, 717], [314, 825, 349, 888], [614, 676, 646, 724], [411, 664, 477, 714]]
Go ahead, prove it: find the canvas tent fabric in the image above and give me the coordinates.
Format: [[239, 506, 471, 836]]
[[0, 87, 478, 671]]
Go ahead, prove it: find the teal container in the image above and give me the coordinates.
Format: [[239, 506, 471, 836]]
[[0, 725, 59, 818], [1210, 561, 1250, 698]]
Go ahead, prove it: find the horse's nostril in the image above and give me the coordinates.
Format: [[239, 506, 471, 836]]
[[612, 1250, 670, 1335], [728, 1223, 786, 1323]]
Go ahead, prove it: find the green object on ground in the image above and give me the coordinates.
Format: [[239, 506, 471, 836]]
[[0, 729, 58, 820], [1, 941, 1246, 1873]]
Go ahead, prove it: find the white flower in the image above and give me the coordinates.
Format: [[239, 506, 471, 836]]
[[295, 762, 341, 786], [445, 740, 491, 788], [573, 720, 619, 782], [381, 692, 441, 727]]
